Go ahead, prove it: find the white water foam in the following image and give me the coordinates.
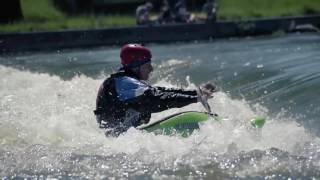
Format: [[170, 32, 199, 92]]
[[1, 65, 319, 173]]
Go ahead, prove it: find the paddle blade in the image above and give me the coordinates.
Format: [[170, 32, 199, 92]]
[[250, 117, 266, 128]]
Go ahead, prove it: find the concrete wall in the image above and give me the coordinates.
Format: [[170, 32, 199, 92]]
[[0, 15, 319, 53]]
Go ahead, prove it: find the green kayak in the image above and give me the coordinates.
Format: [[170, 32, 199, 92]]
[[140, 111, 266, 137]]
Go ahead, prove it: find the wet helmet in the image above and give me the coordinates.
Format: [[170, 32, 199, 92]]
[[120, 44, 152, 68]]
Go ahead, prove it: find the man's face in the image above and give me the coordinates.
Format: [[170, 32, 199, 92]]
[[139, 62, 153, 80]]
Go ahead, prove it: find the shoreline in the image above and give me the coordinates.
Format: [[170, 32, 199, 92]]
[[0, 15, 319, 54]]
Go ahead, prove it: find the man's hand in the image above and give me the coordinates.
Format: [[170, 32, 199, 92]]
[[196, 82, 217, 113], [198, 82, 217, 100]]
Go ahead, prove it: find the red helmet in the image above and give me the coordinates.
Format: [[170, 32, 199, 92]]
[[120, 44, 152, 67]]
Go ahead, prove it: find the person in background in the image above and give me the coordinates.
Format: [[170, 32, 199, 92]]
[[136, 2, 154, 25], [202, 0, 218, 22], [94, 44, 216, 137], [157, 0, 174, 24], [173, 0, 195, 23]]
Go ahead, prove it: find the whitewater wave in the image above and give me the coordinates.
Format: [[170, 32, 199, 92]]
[[1, 65, 319, 178]]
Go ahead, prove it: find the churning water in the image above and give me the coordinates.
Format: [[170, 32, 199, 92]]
[[1, 33, 320, 179]]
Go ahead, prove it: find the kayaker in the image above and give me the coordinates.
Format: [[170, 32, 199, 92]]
[[94, 44, 216, 137]]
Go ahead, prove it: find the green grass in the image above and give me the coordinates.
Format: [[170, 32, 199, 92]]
[[218, 0, 320, 20], [0, 0, 320, 32], [21, 0, 65, 21], [0, 15, 135, 32], [0, 0, 135, 33]]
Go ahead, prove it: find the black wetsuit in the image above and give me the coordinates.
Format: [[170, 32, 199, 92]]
[[94, 69, 198, 136]]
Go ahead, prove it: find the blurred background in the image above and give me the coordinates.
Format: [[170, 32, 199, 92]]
[[0, 0, 320, 32]]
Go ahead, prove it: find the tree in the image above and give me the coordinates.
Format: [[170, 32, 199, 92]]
[[0, 0, 23, 23]]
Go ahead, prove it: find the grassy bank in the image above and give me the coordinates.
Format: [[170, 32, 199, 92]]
[[0, 0, 319, 32], [219, 0, 320, 20], [0, 15, 135, 32], [0, 0, 135, 32]]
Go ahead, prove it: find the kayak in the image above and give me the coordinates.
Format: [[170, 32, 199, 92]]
[[140, 85, 266, 137], [140, 111, 266, 137]]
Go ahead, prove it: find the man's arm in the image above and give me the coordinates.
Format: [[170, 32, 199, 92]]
[[115, 77, 198, 113], [139, 86, 198, 113]]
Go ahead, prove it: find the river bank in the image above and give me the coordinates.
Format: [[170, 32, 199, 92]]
[[0, 15, 319, 54]]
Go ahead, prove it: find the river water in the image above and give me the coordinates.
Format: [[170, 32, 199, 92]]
[[1, 33, 320, 179]]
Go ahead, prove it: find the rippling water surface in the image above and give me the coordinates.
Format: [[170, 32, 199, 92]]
[[1, 33, 320, 179]]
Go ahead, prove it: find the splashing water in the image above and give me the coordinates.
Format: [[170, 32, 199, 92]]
[[1, 65, 319, 179], [1, 33, 320, 178]]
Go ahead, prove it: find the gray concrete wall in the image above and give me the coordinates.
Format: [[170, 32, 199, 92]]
[[0, 15, 319, 53]]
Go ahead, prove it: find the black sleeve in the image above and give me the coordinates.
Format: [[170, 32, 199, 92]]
[[154, 86, 198, 96], [139, 86, 198, 113]]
